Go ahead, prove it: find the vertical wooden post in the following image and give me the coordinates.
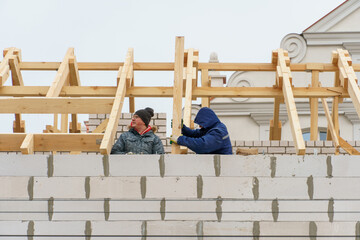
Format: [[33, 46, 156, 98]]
[[310, 71, 319, 140], [269, 98, 282, 140], [201, 69, 210, 107], [171, 37, 185, 154]]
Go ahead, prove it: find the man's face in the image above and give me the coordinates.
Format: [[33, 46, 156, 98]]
[[132, 114, 145, 128]]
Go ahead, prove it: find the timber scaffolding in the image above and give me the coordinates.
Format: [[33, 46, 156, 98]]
[[1, 36, 360, 155]]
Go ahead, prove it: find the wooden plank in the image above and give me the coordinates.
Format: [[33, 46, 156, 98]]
[[61, 114, 68, 133], [0, 48, 15, 85], [20, 134, 34, 154], [46, 48, 74, 97], [0, 133, 26, 151], [17, 61, 360, 72], [69, 56, 81, 86], [171, 37, 184, 154], [0, 98, 113, 113], [92, 119, 109, 133], [129, 65, 135, 113], [320, 96, 339, 148], [269, 98, 282, 140], [100, 48, 133, 155], [310, 71, 319, 141], [339, 136, 360, 155], [182, 48, 195, 153], [13, 114, 25, 133], [9, 55, 24, 86], [276, 49, 305, 155], [201, 69, 210, 107], [0, 85, 349, 98]]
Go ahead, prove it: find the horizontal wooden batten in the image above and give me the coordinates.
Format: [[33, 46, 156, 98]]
[[19, 62, 360, 72], [0, 86, 349, 98], [0, 98, 113, 113], [0, 133, 103, 152]]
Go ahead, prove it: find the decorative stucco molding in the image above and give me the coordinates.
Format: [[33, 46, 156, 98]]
[[280, 33, 307, 63]]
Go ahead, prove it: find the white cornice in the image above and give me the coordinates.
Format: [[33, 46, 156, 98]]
[[303, 32, 360, 45], [304, 0, 360, 32]]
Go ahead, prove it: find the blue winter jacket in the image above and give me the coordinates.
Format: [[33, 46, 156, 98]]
[[177, 107, 232, 154]]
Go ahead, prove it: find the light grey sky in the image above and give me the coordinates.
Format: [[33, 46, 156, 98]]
[[0, 0, 345, 134]]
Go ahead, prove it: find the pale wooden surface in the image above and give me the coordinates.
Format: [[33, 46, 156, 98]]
[[171, 37, 184, 154]]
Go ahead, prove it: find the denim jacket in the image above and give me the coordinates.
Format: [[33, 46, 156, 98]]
[[111, 127, 164, 154]]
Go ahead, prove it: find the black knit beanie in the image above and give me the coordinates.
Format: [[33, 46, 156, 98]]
[[134, 107, 154, 126]]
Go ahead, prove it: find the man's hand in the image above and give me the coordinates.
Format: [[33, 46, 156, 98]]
[[170, 135, 180, 144]]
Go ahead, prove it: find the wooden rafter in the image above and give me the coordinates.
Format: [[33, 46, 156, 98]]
[[0, 86, 349, 98], [100, 48, 133, 155], [181, 48, 199, 153], [272, 49, 305, 155], [0, 48, 15, 85], [171, 37, 185, 154], [201, 69, 210, 107], [0, 98, 113, 114], [308, 65, 322, 141], [0, 133, 103, 152], [68, 55, 81, 133]]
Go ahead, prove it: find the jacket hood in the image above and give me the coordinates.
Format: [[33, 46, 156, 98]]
[[194, 107, 220, 129]]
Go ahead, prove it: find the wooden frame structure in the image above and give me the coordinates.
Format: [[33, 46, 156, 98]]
[[1, 38, 360, 155]]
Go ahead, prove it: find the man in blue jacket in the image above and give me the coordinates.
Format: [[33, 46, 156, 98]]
[[170, 107, 232, 154]]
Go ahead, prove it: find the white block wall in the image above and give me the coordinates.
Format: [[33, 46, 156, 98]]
[[0, 154, 360, 239]]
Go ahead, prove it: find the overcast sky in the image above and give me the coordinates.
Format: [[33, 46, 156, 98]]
[[0, 0, 345, 134]]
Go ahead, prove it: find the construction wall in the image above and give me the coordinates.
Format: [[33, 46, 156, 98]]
[[0, 154, 359, 239]]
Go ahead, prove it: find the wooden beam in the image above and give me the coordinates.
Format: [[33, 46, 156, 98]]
[[310, 71, 319, 140], [69, 55, 81, 86], [201, 69, 210, 107], [269, 98, 282, 140], [171, 37, 184, 154], [61, 114, 68, 133], [338, 136, 360, 155], [335, 49, 360, 121], [100, 48, 133, 155], [9, 55, 24, 86], [0, 85, 350, 98], [46, 48, 74, 97], [92, 118, 109, 133], [321, 97, 339, 148], [0, 48, 15, 85], [275, 49, 305, 155], [0, 133, 26, 151], [20, 134, 34, 154], [0, 98, 113, 113], [13, 114, 25, 133], [181, 48, 196, 153]]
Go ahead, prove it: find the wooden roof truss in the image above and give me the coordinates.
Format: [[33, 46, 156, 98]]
[[1, 37, 360, 155]]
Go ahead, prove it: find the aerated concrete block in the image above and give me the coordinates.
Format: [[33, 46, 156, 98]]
[[164, 155, 217, 176], [109, 155, 161, 176], [53, 155, 104, 177], [90, 177, 141, 199], [258, 178, 309, 199], [0, 155, 48, 176], [221, 155, 271, 177], [109, 200, 161, 220], [146, 177, 197, 199], [316, 222, 357, 237], [0, 221, 28, 240], [52, 200, 104, 221], [274, 155, 328, 177], [334, 200, 360, 221], [202, 177, 253, 199], [277, 200, 329, 221], [313, 178, 360, 199], [146, 220, 197, 238], [0, 177, 30, 199], [33, 177, 86, 199], [203, 222, 253, 239], [91, 221, 142, 238], [166, 200, 217, 221], [34, 221, 86, 239], [0, 200, 48, 220], [221, 200, 272, 221], [259, 222, 309, 240], [331, 155, 360, 177]]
